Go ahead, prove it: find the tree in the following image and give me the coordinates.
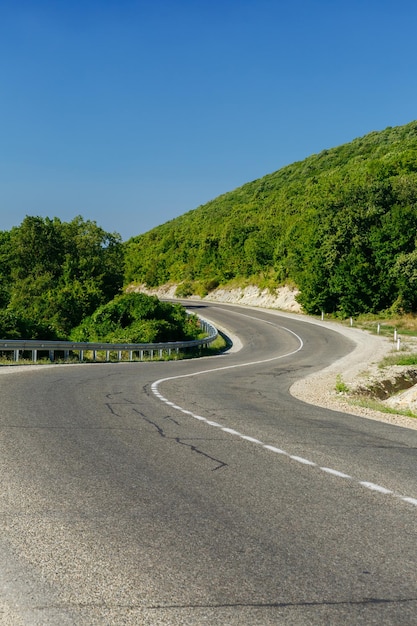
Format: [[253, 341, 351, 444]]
[[4, 215, 124, 338]]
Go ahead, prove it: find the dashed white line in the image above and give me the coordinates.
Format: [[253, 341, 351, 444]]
[[401, 497, 417, 506], [289, 455, 317, 466], [263, 445, 287, 455], [320, 467, 352, 479], [221, 428, 242, 436], [360, 482, 393, 495], [241, 435, 263, 444]]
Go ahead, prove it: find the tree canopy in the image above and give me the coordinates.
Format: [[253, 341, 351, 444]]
[[0, 216, 124, 339]]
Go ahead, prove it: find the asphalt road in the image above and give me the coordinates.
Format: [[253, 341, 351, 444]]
[[1, 303, 416, 625]]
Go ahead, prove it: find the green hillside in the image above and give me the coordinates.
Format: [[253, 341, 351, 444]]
[[125, 121, 417, 316]]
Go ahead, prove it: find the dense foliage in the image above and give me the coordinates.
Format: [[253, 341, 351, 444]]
[[70, 292, 199, 343], [125, 121, 417, 316], [0, 215, 124, 339], [0, 216, 200, 343]]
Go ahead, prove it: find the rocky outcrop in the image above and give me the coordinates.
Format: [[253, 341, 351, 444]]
[[126, 283, 302, 313]]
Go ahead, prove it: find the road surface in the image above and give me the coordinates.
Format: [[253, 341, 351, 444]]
[[1, 303, 416, 625]]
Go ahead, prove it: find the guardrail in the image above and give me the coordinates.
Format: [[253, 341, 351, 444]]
[[0, 318, 218, 364]]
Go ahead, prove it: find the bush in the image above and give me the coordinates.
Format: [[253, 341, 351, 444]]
[[70, 293, 200, 343]]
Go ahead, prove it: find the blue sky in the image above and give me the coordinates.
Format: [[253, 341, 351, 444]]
[[1, 1, 416, 241]]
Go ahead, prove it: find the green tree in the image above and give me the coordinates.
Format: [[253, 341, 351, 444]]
[[3, 215, 124, 338]]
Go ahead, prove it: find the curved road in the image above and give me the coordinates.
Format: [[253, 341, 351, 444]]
[[1, 303, 416, 625]]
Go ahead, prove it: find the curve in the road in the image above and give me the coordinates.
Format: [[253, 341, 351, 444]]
[[152, 309, 417, 508]]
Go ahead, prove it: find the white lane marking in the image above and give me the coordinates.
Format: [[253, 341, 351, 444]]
[[289, 455, 316, 466], [320, 467, 352, 479], [360, 482, 393, 495], [401, 497, 417, 506], [263, 445, 287, 455], [241, 435, 263, 444], [221, 428, 242, 436], [151, 315, 417, 508]]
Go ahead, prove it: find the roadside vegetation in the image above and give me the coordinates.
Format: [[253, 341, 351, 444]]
[[0, 216, 203, 347], [70, 292, 200, 344]]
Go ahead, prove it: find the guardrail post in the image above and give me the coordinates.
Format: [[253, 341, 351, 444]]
[[32, 349, 37, 362], [14, 350, 19, 362]]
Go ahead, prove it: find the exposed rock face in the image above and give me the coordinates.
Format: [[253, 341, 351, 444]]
[[384, 379, 417, 413], [126, 283, 302, 313], [201, 285, 302, 312]]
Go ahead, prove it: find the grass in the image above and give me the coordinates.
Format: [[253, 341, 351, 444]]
[[349, 396, 417, 419], [193, 332, 229, 357], [379, 353, 417, 368], [335, 374, 350, 393], [340, 312, 417, 337]]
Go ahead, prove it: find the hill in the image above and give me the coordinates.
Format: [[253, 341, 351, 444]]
[[124, 121, 417, 316]]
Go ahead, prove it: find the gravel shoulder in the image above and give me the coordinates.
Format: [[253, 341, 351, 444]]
[[284, 316, 417, 430]]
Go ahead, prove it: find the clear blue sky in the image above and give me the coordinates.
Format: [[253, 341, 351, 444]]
[[1, 0, 416, 241]]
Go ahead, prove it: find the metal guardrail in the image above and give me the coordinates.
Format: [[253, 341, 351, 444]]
[[0, 318, 218, 364]]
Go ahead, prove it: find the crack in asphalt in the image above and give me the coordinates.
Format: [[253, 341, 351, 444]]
[[134, 409, 228, 471], [30, 596, 417, 611]]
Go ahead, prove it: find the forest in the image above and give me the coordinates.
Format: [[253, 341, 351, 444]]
[[1, 121, 417, 341], [125, 121, 417, 316]]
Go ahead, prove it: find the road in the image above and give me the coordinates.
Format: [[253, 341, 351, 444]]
[[1, 302, 416, 625]]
